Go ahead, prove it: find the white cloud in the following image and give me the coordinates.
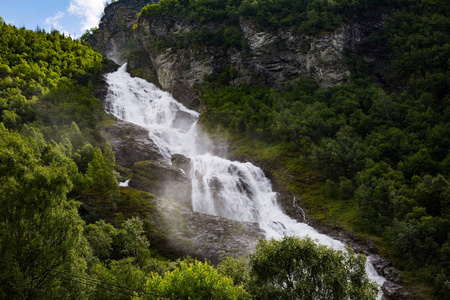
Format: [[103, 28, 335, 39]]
[[68, 0, 106, 32], [45, 11, 65, 31]]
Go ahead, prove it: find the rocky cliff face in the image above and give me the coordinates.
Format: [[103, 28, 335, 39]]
[[88, 0, 152, 64], [133, 14, 354, 108], [99, 116, 264, 262], [90, 1, 387, 109]]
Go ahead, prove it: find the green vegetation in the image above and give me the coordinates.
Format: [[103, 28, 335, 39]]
[[199, 0, 450, 297], [139, 0, 392, 35], [135, 237, 378, 300], [0, 20, 379, 299], [0, 22, 116, 298], [137, 0, 400, 52], [137, 260, 251, 300], [218, 237, 378, 300]]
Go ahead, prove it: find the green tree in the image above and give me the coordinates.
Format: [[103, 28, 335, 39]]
[[217, 256, 250, 287], [0, 124, 90, 299], [121, 217, 150, 265], [84, 220, 117, 261], [86, 146, 118, 195], [137, 260, 250, 300], [89, 257, 147, 300], [248, 237, 378, 300]]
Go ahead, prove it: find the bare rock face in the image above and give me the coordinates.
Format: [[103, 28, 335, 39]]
[[238, 20, 350, 88], [102, 118, 163, 168], [90, 1, 387, 110], [132, 15, 358, 109], [88, 0, 151, 64], [126, 50, 161, 87], [133, 15, 212, 109], [130, 160, 192, 209], [152, 198, 264, 263], [171, 154, 192, 174]]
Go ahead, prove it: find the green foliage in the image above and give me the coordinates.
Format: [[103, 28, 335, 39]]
[[247, 237, 378, 300], [89, 258, 147, 300], [0, 22, 132, 299], [85, 220, 116, 260], [121, 217, 151, 265], [0, 22, 104, 131], [0, 124, 90, 299], [199, 0, 450, 295], [86, 146, 119, 195], [139, 0, 384, 35], [137, 260, 250, 300], [84, 216, 151, 264], [217, 256, 250, 287]]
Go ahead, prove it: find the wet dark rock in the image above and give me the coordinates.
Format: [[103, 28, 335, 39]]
[[195, 170, 203, 181], [207, 176, 223, 191], [88, 0, 151, 64], [127, 50, 161, 87], [237, 178, 253, 198], [172, 110, 197, 131], [149, 198, 264, 264], [382, 281, 410, 300], [171, 154, 192, 174], [102, 118, 163, 168], [130, 160, 192, 209]]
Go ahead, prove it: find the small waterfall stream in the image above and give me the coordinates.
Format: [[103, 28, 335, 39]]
[[105, 64, 386, 292]]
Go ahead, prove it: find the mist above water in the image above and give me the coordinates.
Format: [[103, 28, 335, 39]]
[[105, 64, 386, 290]]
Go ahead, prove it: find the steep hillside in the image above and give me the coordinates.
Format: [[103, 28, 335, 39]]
[[87, 0, 450, 298]]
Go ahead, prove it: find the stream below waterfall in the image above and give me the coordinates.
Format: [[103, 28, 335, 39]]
[[105, 64, 386, 294]]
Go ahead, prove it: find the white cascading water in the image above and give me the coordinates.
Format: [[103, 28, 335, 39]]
[[105, 64, 386, 292]]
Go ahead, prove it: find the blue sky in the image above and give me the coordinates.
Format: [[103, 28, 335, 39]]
[[0, 0, 107, 37]]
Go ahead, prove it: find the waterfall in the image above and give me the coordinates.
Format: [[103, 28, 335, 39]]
[[105, 64, 386, 291]]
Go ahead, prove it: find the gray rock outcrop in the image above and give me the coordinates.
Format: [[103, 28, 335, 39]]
[[102, 118, 163, 168], [172, 111, 197, 131], [130, 160, 192, 209], [171, 154, 192, 173], [152, 198, 264, 263], [90, 1, 389, 110], [88, 0, 152, 64], [133, 14, 353, 108]]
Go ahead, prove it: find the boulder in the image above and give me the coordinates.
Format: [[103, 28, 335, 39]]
[[130, 160, 192, 209], [171, 154, 192, 174], [153, 198, 264, 264], [102, 118, 163, 168], [172, 110, 197, 131]]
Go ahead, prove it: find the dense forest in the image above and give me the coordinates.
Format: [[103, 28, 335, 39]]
[[176, 0, 449, 297], [0, 14, 379, 300], [139, 0, 395, 34]]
